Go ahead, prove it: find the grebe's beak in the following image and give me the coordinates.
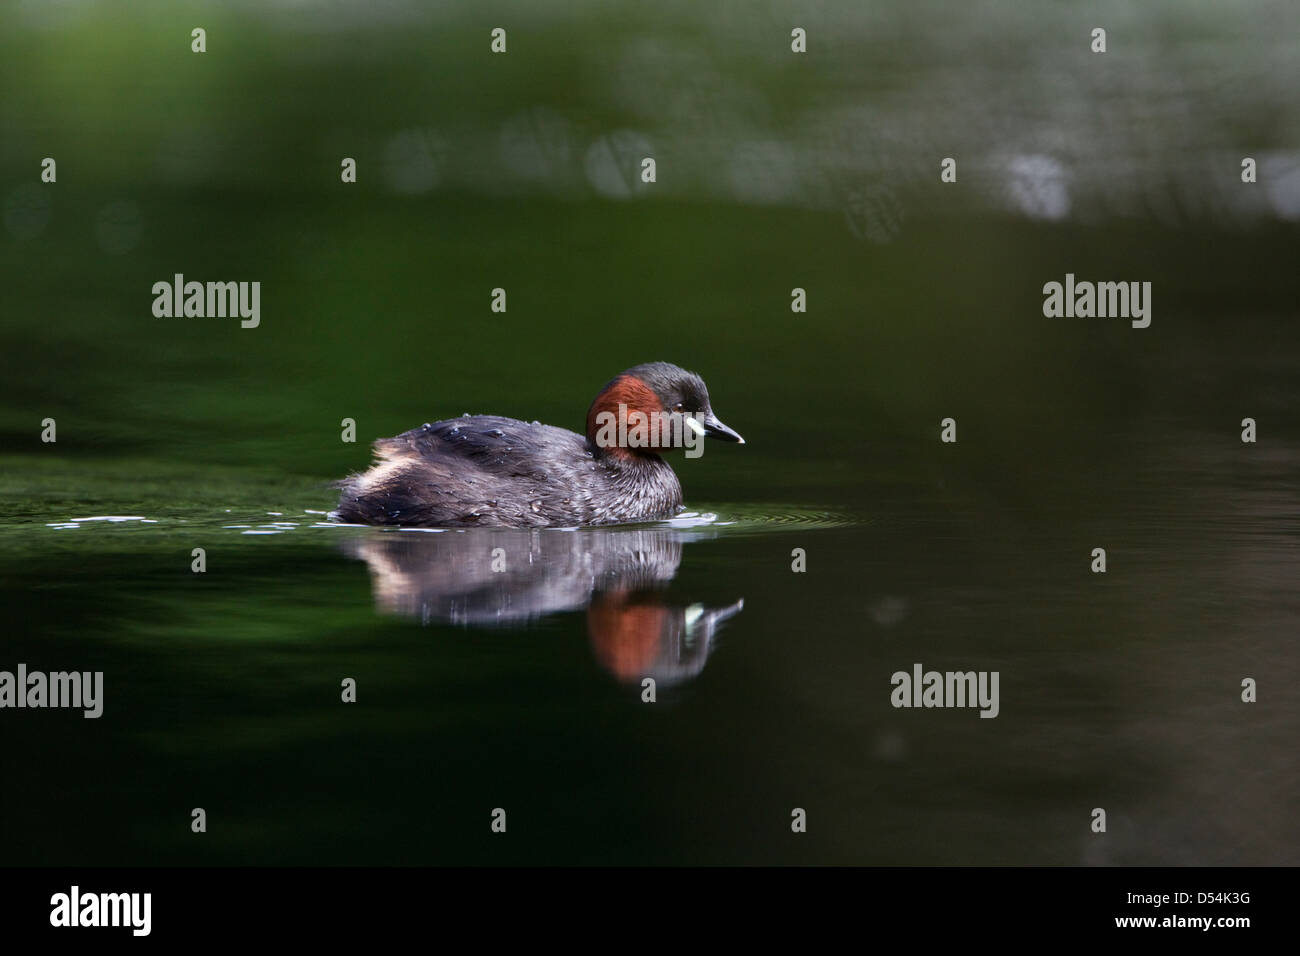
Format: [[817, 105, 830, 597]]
[[701, 415, 745, 444]]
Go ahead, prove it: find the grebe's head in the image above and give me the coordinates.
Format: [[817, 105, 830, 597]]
[[585, 361, 744, 457]]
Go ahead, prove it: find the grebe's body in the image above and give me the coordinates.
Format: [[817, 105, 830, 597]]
[[335, 362, 743, 528]]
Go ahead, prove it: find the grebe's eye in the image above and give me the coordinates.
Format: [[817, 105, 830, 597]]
[[673, 402, 684, 412]]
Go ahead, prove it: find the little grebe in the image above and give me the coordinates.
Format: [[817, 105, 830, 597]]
[[335, 362, 743, 528]]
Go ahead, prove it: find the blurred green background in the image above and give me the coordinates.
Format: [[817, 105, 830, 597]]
[[1, 0, 1297, 864]]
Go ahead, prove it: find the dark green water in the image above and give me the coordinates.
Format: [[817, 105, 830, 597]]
[[2, 1, 1298, 865]]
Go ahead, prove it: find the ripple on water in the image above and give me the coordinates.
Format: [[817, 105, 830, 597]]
[[318, 506, 855, 536], [46, 516, 158, 530], [41, 506, 855, 537], [662, 505, 858, 534]]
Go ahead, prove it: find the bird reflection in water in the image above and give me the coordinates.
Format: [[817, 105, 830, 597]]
[[340, 527, 744, 687]]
